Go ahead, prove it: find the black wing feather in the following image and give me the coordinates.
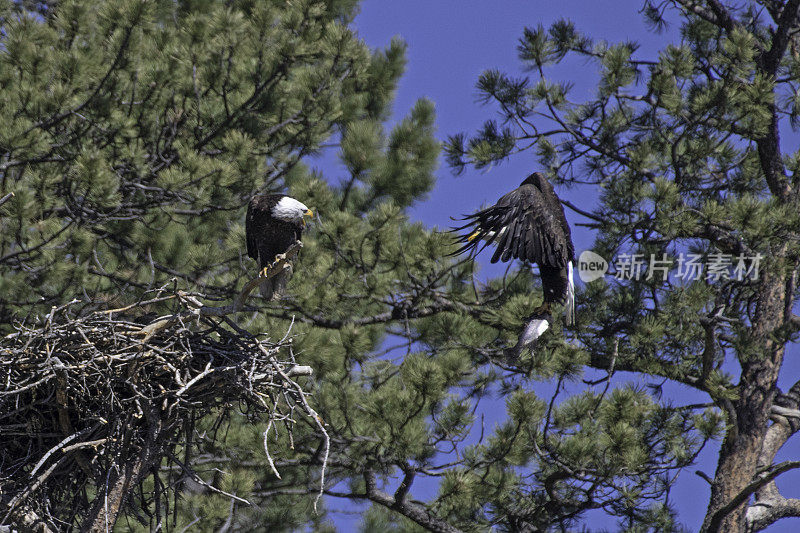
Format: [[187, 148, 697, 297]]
[[492, 215, 513, 263], [450, 183, 571, 268], [512, 216, 526, 260]]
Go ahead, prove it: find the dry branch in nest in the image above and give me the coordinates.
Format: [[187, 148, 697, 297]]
[[0, 244, 325, 532]]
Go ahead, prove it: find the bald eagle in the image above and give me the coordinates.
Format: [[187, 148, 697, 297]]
[[246, 194, 313, 300], [452, 172, 575, 325]]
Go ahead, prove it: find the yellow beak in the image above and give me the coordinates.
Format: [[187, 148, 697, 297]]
[[302, 209, 314, 227], [467, 231, 480, 242]]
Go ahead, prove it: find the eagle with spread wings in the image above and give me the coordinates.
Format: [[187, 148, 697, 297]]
[[451, 172, 575, 325]]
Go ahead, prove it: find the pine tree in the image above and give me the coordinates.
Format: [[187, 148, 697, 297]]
[[6, 0, 800, 532], [0, 0, 436, 529], [444, 2, 800, 531], [149, 5, 718, 532], [0, 0, 387, 323]]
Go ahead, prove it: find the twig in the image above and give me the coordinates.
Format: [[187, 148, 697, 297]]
[[262, 396, 283, 479], [0, 192, 14, 208], [0, 287, 315, 529], [135, 242, 303, 340], [257, 343, 329, 513], [30, 429, 90, 476], [175, 362, 213, 397]]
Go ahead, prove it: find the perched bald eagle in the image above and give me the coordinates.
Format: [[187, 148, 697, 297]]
[[452, 172, 575, 325], [246, 194, 313, 300]]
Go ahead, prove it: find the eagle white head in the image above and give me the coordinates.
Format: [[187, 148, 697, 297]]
[[272, 196, 313, 223]]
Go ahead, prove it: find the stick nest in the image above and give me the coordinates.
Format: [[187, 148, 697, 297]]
[[0, 287, 317, 531]]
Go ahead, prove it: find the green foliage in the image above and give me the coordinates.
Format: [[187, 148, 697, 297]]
[[0, 0, 387, 318], [440, 1, 800, 531], [7, 0, 800, 532]]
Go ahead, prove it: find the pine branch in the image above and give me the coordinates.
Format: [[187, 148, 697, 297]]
[[362, 470, 465, 533], [671, 0, 736, 32], [393, 464, 415, 505], [754, 0, 800, 203], [747, 494, 800, 531], [30, 19, 140, 133], [561, 199, 604, 223], [761, 0, 800, 73]]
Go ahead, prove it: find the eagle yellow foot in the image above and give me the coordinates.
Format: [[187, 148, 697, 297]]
[[531, 302, 552, 316], [260, 254, 288, 277], [271, 253, 286, 266]]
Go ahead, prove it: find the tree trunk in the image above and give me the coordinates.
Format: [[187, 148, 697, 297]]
[[702, 266, 789, 532]]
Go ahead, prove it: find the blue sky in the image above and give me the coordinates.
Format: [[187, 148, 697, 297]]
[[309, 1, 800, 530]]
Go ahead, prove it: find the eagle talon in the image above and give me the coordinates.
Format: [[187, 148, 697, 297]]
[[270, 253, 287, 267], [531, 303, 551, 317], [246, 194, 311, 300]]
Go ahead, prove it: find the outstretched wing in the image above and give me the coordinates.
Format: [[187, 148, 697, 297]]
[[450, 184, 571, 267]]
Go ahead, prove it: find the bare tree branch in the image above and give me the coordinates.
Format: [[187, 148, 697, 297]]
[[0, 289, 318, 531], [0, 192, 13, 209], [362, 470, 465, 533]]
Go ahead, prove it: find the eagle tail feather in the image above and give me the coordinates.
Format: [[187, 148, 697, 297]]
[[565, 260, 575, 326], [272, 265, 292, 299], [258, 278, 274, 300]]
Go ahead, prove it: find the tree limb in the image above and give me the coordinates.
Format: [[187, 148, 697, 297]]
[[704, 461, 800, 532], [362, 470, 465, 533], [136, 242, 303, 339]]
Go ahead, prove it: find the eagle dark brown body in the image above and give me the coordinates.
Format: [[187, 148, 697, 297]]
[[452, 172, 575, 324], [246, 194, 311, 300]]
